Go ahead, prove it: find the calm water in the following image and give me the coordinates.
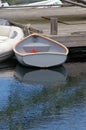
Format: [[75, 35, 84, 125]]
[[0, 62, 86, 130]]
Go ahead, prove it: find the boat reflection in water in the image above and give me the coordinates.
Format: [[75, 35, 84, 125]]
[[14, 64, 67, 86]]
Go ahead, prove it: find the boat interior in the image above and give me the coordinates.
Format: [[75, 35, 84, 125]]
[[15, 34, 68, 54], [15, 42, 67, 54], [0, 25, 24, 43], [23, 44, 50, 53], [0, 26, 17, 40]]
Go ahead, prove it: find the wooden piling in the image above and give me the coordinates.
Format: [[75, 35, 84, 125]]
[[50, 17, 58, 35]]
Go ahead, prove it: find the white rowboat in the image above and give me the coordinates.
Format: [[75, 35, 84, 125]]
[[13, 33, 69, 68]]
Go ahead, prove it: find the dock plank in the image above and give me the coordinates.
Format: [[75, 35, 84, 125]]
[[0, 6, 86, 50]]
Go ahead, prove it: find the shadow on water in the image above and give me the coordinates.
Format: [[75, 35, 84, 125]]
[[0, 63, 86, 129]]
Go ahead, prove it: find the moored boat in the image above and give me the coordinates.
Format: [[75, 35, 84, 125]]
[[0, 0, 9, 7], [0, 0, 62, 8], [13, 33, 69, 68], [0, 25, 24, 62]]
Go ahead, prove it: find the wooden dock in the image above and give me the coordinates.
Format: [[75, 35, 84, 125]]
[[0, 5, 86, 62], [0, 6, 86, 37]]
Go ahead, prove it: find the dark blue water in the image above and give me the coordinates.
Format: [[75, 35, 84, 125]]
[[0, 62, 86, 130]]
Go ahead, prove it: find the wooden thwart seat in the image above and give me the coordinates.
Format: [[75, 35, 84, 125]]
[[23, 44, 51, 53]]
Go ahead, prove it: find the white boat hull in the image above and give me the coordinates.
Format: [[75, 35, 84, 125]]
[[16, 53, 67, 67], [0, 25, 24, 62], [13, 33, 68, 68], [0, 0, 62, 8]]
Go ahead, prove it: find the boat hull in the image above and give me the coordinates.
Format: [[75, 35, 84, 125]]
[[15, 53, 67, 68], [0, 25, 24, 62], [13, 33, 68, 68], [0, 0, 62, 8]]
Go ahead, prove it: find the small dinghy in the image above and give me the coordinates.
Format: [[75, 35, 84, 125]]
[[0, 25, 24, 62], [13, 33, 69, 68]]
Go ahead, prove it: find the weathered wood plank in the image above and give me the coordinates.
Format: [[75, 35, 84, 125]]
[[50, 35, 86, 47]]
